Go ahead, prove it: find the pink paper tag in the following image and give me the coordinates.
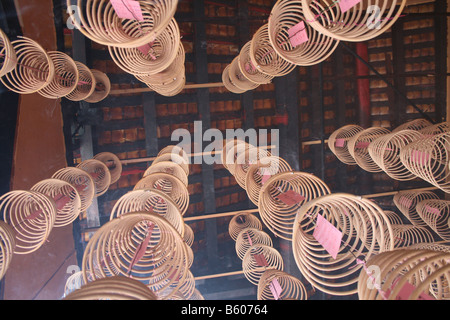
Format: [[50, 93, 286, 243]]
[[356, 141, 370, 149], [288, 21, 308, 47], [313, 214, 342, 259], [110, 0, 144, 21], [338, 0, 362, 13], [395, 281, 435, 300], [260, 168, 271, 185], [246, 232, 253, 246], [277, 190, 305, 206], [127, 223, 154, 274], [137, 43, 151, 55], [335, 138, 346, 147], [269, 278, 283, 300], [253, 253, 269, 267], [245, 61, 256, 73], [425, 205, 441, 216], [411, 150, 430, 165]]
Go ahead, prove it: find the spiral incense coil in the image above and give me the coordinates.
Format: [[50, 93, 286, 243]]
[[82, 212, 190, 299], [393, 190, 439, 228], [0, 190, 56, 255], [222, 64, 247, 94], [293, 193, 394, 296], [242, 244, 284, 286], [420, 122, 450, 137], [301, 0, 407, 42], [328, 124, 364, 166], [30, 178, 82, 227], [383, 210, 404, 225], [147, 66, 185, 97], [228, 212, 263, 241], [268, 0, 339, 66], [0, 36, 55, 94], [183, 223, 194, 247], [109, 189, 184, 237], [185, 243, 194, 269], [347, 127, 391, 173], [65, 62, 96, 102], [93, 152, 123, 184], [0, 28, 17, 77], [64, 276, 158, 300], [393, 118, 433, 133], [386, 224, 435, 250], [258, 171, 331, 241], [134, 173, 189, 216], [158, 145, 190, 165], [67, 0, 178, 48], [152, 153, 189, 177], [357, 249, 450, 300], [245, 156, 292, 206], [222, 139, 253, 176], [406, 241, 450, 253], [177, 270, 196, 300], [250, 23, 296, 77], [144, 161, 188, 187], [0, 220, 16, 280], [416, 200, 450, 241], [188, 288, 205, 300], [64, 271, 86, 297], [228, 56, 260, 92], [84, 69, 111, 103], [257, 269, 308, 300], [52, 167, 96, 212], [233, 146, 272, 189], [77, 159, 112, 197], [238, 41, 274, 85], [235, 227, 273, 260]]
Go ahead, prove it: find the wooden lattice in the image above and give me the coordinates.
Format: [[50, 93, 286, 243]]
[[257, 269, 308, 300]]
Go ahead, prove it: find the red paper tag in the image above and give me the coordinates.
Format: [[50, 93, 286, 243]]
[[127, 223, 154, 274], [356, 141, 370, 149], [395, 281, 435, 300], [313, 214, 342, 259], [335, 138, 346, 147], [137, 43, 151, 55], [253, 253, 269, 267], [338, 0, 362, 13], [260, 168, 271, 185], [53, 193, 71, 210], [244, 61, 256, 73], [269, 278, 283, 300], [425, 205, 441, 216], [288, 21, 308, 47], [411, 150, 430, 165], [110, 0, 144, 21], [26, 208, 43, 220], [277, 190, 305, 206]]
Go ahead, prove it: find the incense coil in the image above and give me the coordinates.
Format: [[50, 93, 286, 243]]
[[257, 269, 308, 300], [347, 127, 391, 173], [357, 249, 450, 300], [245, 156, 293, 206], [0, 190, 56, 255], [368, 129, 424, 181], [222, 139, 253, 175], [0, 36, 55, 94], [52, 167, 96, 212], [84, 69, 111, 103], [64, 276, 158, 300], [109, 189, 184, 237], [228, 212, 263, 241], [0, 28, 17, 77], [0, 220, 16, 280], [177, 270, 196, 300], [268, 0, 340, 66], [233, 146, 272, 189], [188, 288, 205, 300], [393, 118, 433, 133], [134, 173, 189, 216], [393, 190, 439, 228], [383, 210, 404, 225], [77, 159, 112, 197], [235, 227, 273, 260], [147, 66, 185, 97], [420, 122, 450, 136], [93, 152, 123, 184], [183, 223, 194, 247], [386, 224, 435, 250], [108, 18, 180, 76], [249, 23, 296, 77], [64, 270, 104, 297], [258, 171, 331, 241], [328, 124, 364, 166], [238, 41, 274, 85], [416, 200, 450, 241], [301, 0, 407, 42], [292, 193, 394, 296], [144, 161, 188, 186], [82, 212, 190, 299], [65, 62, 96, 102], [67, 0, 178, 48], [158, 145, 190, 166], [406, 241, 450, 253], [222, 64, 246, 94], [37, 51, 79, 99], [152, 153, 189, 177], [228, 56, 260, 92], [30, 178, 82, 227], [242, 244, 284, 285]]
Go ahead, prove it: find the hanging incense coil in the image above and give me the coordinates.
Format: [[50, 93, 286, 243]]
[[185, 243, 194, 269], [52, 167, 96, 212], [242, 244, 284, 286], [228, 56, 260, 92], [222, 64, 246, 94], [93, 152, 123, 184], [30, 178, 82, 227], [77, 159, 112, 197], [393, 190, 439, 228], [65, 62, 96, 102], [0, 36, 55, 94], [84, 69, 111, 103], [152, 153, 189, 177], [183, 223, 194, 247], [292, 193, 394, 296], [108, 18, 180, 76], [386, 224, 435, 250], [357, 249, 450, 300], [250, 23, 296, 77], [222, 139, 254, 176], [0, 220, 16, 280], [0, 28, 17, 77], [64, 276, 158, 300], [228, 212, 263, 241], [383, 210, 404, 225], [268, 0, 339, 66], [328, 124, 364, 166], [301, 0, 407, 42], [420, 122, 450, 136], [233, 146, 272, 189], [67, 0, 178, 48], [235, 227, 273, 260], [245, 156, 293, 206], [82, 212, 190, 299], [257, 269, 308, 300], [188, 288, 205, 300], [416, 200, 450, 241], [368, 129, 424, 181], [177, 270, 196, 300], [258, 171, 331, 241], [146, 66, 185, 97], [158, 145, 190, 166], [238, 41, 274, 85], [393, 118, 433, 133], [144, 161, 188, 186], [109, 188, 185, 237], [0, 190, 56, 255], [134, 173, 189, 216], [347, 127, 391, 173], [406, 241, 450, 253]]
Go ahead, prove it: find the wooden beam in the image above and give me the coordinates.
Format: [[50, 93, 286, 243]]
[[109, 82, 225, 96]]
